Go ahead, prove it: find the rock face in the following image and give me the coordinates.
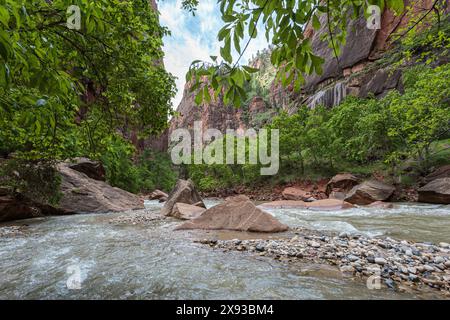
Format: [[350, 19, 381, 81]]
[[56, 163, 144, 213], [424, 165, 450, 184], [171, 203, 206, 220], [161, 179, 205, 216], [0, 193, 43, 222], [0, 160, 143, 222], [326, 173, 360, 195], [67, 157, 106, 181], [282, 187, 314, 201], [418, 178, 450, 204], [176, 195, 288, 233], [344, 180, 395, 205]]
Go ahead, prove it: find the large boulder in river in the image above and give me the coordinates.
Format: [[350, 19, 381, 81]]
[[418, 178, 450, 204], [176, 195, 288, 233], [56, 162, 144, 213], [161, 179, 205, 216], [67, 157, 106, 181], [171, 203, 205, 220], [344, 180, 395, 205], [326, 173, 359, 195]]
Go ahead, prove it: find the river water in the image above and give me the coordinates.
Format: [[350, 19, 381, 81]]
[[0, 200, 449, 299]]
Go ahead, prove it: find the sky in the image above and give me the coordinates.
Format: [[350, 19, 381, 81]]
[[158, 0, 270, 108]]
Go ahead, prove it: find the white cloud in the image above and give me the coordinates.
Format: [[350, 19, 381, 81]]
[[158, 0, 269, 108]]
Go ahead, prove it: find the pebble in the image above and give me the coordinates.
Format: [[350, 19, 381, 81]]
[[347, 255, 359, 262], [434, 256, 445, 264], [375, 257, 387, 265], [439, 242, 450, 248], [308, 241, 321, 248], [338, 232, 348, 239], [202, 226, 450, 297], [255, 245, 265, 252], [340, 265, 354, 273]]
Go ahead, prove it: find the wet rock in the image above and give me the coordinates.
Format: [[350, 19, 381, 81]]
[[149, 189, 169, 201], [161, 179, 205, 216], [176, 195, 289, 233], [171, 203, 206, 220], [367, 201, 394, 209], [344, 180, 395, 205]]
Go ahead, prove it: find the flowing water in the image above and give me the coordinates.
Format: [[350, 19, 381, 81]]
[[0, 200, 449, 300]]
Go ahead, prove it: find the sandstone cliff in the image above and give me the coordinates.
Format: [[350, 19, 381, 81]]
[[162, 0, 446, 144]]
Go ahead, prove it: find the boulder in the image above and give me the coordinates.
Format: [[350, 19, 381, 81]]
[[149, 189, 169, 200], [344, 180, 395, 205], [158, 196, 168, 203], [329, 191, 347, 200], [282, 187, 314, 201], [423, 165, 450, 184], [171, 203, 205, 220], [56, 162, 144, 213], [0, 194, 43, 222], [326, 173, 359, 195], [161, 179, 205, 216], [418, 178, 450, 204], [258, 199, 354, 211], [67, 157, 106, 181], [176, 195, 288, 233]]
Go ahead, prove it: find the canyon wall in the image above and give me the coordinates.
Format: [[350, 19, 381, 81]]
[[153, 0, 446, 150]]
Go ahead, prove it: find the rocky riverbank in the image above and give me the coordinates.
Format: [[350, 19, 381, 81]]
[[197, 228, 450, 297]]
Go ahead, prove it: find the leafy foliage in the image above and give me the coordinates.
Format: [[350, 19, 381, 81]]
[[0, 0, 176, 161], [185, 0, 405, 106]]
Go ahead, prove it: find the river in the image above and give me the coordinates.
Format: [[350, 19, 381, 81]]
[[0, 200, 449, 299]]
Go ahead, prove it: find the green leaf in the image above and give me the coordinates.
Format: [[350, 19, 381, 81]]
[[312, 14, 320, 30], [0, 6, 10, 27]]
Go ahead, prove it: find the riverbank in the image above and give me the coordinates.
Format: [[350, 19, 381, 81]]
[[197, 227, 450, 297]]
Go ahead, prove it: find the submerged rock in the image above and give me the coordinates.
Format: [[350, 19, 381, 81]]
[[418, 178, 450, 204], [176, 195, 288, 233], [258, 199, 353, 210], [344, 180, 395, 205], [161, 179, 205, 217]]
